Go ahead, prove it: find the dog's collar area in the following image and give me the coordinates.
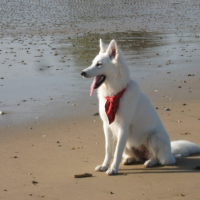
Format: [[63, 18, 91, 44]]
[[105, 85, 128, 98], [105, 86, 127, 124]]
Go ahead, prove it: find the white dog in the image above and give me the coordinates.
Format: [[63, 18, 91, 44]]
[[81, 39, 200, 175]]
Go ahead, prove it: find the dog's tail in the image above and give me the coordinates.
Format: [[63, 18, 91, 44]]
[[171, 140, 200, 158]]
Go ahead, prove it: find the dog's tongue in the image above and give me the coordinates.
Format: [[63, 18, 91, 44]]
[[90, 76, 103, 96], [90, 77, 97, 96]]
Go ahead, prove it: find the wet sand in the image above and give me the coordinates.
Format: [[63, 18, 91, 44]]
[[1, 1, 200, 199]]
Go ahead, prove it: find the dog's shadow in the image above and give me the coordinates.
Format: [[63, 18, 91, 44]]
[[118, 153, 200, 175]]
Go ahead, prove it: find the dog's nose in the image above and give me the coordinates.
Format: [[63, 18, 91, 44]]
[[81, 71, 86, 77]]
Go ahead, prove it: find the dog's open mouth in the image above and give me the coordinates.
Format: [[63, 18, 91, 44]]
[[90, 75, 106, 96]]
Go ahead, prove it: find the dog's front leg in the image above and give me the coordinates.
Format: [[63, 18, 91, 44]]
[[106, 124, 129, 175], [95, 123, 113, 172]]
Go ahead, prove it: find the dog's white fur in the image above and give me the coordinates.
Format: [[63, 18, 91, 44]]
[[82, 39, 200, 175]]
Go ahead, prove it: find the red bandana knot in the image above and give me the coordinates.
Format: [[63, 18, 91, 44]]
[[105, 87, 126, 124]]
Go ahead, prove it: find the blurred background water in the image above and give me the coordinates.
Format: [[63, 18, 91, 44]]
[[0, 0, 200, 125]]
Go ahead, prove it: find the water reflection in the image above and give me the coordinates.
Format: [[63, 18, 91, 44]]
[[60, 31, 166, 68]]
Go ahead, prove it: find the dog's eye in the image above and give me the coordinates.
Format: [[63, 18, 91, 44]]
[[97, 62, 102, 67]]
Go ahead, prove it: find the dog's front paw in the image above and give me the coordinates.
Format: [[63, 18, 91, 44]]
[[106, 167, 118, 175], [95, 165, 108, 172]]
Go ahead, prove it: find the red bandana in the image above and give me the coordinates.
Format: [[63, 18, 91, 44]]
[[105, 88, 126, 124]]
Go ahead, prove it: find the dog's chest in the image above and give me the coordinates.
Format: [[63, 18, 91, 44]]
[[99, 97, 107, 121]]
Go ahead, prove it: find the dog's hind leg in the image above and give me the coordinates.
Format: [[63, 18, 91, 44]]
[[122, 147, 141, 165], [144, 151, 175, 167], [144, 159, 159, 167], [144, 130, 176, 168], [95, 124, 113, 172], [122, 156, 137, 165]]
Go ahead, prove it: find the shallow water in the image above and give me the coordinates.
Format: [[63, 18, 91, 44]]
[[0, 0, 200, 126], [1, 0, 199, 23], [1, 0, 200, 36]]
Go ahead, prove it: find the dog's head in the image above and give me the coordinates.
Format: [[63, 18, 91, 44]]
[[81, 39, 122, 96]]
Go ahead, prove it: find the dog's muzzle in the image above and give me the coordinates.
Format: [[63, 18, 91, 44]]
[[81, 71, 86, 77]]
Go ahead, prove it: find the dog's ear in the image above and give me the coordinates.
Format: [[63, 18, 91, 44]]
[[106, 40, 119, 60], [99, 39, 108, 53]]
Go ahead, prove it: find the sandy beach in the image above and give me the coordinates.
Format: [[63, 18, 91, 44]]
[[1, 1, 200, 199]]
